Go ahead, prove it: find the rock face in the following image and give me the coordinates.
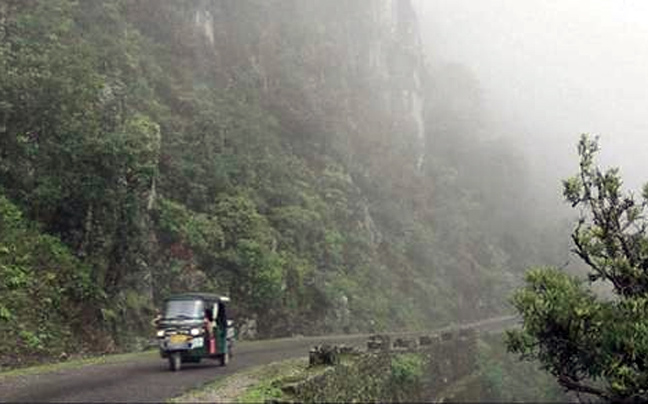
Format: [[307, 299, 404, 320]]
[[125, 0, 437, 330], [2, 0, 536, 363], [132, 0, 427, 178]]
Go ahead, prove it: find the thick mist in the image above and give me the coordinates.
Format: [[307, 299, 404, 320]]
[[415, 0, 648, 207]]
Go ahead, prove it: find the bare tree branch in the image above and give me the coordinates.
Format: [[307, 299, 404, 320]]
[[558, 375, 608, 401]]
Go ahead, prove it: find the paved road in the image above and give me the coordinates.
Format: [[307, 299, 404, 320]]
[[0, 316, 517, 402]]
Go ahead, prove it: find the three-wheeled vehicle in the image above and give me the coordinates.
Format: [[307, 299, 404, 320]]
[[156, 293, 235, 371]]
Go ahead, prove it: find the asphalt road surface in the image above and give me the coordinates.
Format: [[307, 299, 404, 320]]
[[0, 316, 517, 402]]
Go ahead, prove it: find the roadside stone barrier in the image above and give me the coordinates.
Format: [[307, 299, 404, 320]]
[[308, 345, 340, 366], [366, 334, 390, 351], [278, 329, 480, 403]]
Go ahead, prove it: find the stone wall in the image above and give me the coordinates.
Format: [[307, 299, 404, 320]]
[[279, 329, 479, 403]]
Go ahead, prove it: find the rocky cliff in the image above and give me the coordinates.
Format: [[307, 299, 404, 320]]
[[0, 0, 552, 364]]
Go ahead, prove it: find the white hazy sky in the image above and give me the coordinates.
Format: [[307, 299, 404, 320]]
[[414, 0, 648, 199]]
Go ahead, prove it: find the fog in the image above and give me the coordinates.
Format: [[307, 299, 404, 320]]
[[415, 0, 648, 205]]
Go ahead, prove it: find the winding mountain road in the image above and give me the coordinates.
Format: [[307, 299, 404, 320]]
[[0, 316, 516, 402]]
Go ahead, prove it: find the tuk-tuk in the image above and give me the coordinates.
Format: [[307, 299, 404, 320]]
[[156, 293, 235, 371]]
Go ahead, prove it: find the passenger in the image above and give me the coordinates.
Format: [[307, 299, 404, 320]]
[[151, 308, 162, 327], [204, 309, 214, 335], [204, 309, 215, 354]]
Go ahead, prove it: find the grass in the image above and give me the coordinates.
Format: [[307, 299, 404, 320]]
[[238, 377, 285, 403], [0, 349, 157, 380]]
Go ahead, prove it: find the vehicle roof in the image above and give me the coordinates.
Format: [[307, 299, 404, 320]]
[[165, 292, 230, 303]]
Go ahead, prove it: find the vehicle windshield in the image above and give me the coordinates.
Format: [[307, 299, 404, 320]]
[[164, 299, 204, 320]]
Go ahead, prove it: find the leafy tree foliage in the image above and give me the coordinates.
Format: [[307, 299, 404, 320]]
[[507, 135, 648, 402], [0, 194, 94, 362]]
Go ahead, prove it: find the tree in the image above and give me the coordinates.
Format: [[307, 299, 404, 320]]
[[506, 134, 648, 402]]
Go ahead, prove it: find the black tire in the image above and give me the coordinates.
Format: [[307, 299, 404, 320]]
[[220, 350, 229, 367], [169, 352, 181, 371]]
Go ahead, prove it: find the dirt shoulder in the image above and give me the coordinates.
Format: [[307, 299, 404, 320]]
[[170, 357, 311, 403]]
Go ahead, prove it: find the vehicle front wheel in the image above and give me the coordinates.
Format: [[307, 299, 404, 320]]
[[169, 352, 181, 371]]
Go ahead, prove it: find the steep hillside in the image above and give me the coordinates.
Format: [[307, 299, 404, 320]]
[[0, 0, 564, 364]]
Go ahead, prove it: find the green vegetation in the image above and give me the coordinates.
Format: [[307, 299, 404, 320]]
[[477, 336, 565, 402], [389, 353, 425, 401], [1, 0, 565, 367], [0, 194, 94, 365], [238, 381, 284, 404], [507, 134, 648, 402], [391, 353, 424, 384]]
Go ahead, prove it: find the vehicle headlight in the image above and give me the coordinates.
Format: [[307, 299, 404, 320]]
[[190, 328, 201, 336], [156, 330, 165, 338]]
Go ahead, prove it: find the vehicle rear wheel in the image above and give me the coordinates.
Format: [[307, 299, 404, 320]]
[[220, 351, 229, 367], [169, 352, 181, 371]]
